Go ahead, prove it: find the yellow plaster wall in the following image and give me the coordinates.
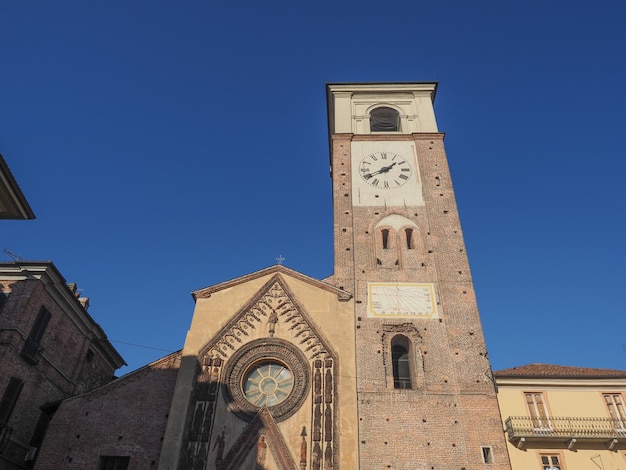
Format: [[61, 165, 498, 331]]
[[502, 448, 626, 470], [498, 382, 626, 470], [182, 271, 359, 469], [498, 385, 622, 421]]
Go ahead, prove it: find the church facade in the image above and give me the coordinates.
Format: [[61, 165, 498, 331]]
[[33, 83, 512, 469]]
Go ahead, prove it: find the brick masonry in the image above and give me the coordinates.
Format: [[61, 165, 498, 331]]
[[0, 268, 124, 469], [34, 352, 181, 470], [329, 132, 512, 469]]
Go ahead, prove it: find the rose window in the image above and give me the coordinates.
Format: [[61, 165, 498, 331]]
[[243, 361, 294, 406]]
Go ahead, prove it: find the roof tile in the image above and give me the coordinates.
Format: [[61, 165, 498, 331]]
[[494, 363, 626, 379]]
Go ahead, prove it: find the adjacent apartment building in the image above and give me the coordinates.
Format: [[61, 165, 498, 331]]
[[0, 262, 125, 469], [495, 364, 626, 470]]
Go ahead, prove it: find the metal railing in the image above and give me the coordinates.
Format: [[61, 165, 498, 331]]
[[505, 416, 626, 440]]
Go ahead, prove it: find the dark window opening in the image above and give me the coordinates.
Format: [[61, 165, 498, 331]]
[[98, 456, 130, 470], [26, 403, 59, 464], [381, 229, 390, 249], [30, 403, 59, 448], [0, 292, 8, 314], [21, 306, 51, 364], [405, 228, 414, 249], [391, 335, 412, 389], [481, 446, 493, 463], [370, 107, 400, 132], [0, 377, 24, 428]]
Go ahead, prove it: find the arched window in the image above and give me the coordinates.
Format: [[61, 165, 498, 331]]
[[391, 335, 412, 389], [370, 107, 400, 132], [381, 229, 390, 249], [405, 228, 414, 249]]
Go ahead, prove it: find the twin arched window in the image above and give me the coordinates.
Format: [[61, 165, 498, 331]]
[[370, 107, 400, 132], [380, 227, 414, 250]]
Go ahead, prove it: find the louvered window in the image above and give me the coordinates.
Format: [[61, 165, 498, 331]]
[[604, 393, 626, 432], [525, 392, 551, 431], [370, 107, 400, 132]]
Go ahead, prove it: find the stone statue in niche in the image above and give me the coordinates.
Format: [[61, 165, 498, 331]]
[[324, 368, 332, 403], [268, 310, 278, 337], [181, 443, 195, 469], [213, 431, 226, 463], [324, 442, 333, 469], [314, 362, 322, 403], [190, 403, 204, 440], [256, 435, 267, 464], [313, 404, 322, 441], [312, 442, 322, 470], [194, 443, 207, 470], [300, 426, 307, 466], [324, 405, 332, 441]]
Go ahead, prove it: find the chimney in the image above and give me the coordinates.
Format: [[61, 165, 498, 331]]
[[78, 297, 90, 311], [68, 283, 89, 310]]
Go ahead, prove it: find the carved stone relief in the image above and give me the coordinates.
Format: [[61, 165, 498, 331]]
[[178, 275, 339, 469]]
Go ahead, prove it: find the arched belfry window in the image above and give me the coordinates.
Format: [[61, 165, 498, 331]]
[[405, 228, 414, 249], [391, 335, 412, 389], [370, 107, 400, 132], [381, 229, 390, 249]]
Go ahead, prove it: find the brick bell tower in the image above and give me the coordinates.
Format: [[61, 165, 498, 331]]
[[326, 83, 511, 469]]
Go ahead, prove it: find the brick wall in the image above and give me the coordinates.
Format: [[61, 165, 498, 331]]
[[329, 133, 512, 469], [0, 267, 124, 468], [35, 352, 181, 470]]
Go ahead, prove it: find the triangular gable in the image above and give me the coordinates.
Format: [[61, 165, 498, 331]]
[[200, 273, 336, 361], [192, 264, 351, 302]]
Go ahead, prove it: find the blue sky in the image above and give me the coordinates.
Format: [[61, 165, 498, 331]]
[[2, 1, 625, 374]]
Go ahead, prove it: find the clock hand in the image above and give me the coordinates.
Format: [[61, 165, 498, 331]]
[[379, 162, 397, 174], [364, 162, 397, 179]]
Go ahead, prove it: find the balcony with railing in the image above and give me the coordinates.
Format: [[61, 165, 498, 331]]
[[505, 416, 626, 449]]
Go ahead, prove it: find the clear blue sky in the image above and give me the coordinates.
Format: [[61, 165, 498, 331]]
[[2, 1, 625, 374]]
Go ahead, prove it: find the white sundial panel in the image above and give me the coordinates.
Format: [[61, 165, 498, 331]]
[[367, 282, 438, 319]]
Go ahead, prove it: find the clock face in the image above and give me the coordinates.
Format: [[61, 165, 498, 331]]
[[359, 151, 413, 189]]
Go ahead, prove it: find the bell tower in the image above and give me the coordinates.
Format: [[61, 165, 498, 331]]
[[326, 83, 511, 469]]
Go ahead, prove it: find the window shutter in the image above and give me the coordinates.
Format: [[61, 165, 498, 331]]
[[0, 377, 24, 427], [30, 307, 51, 344], [0, 292, 8, 313]]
